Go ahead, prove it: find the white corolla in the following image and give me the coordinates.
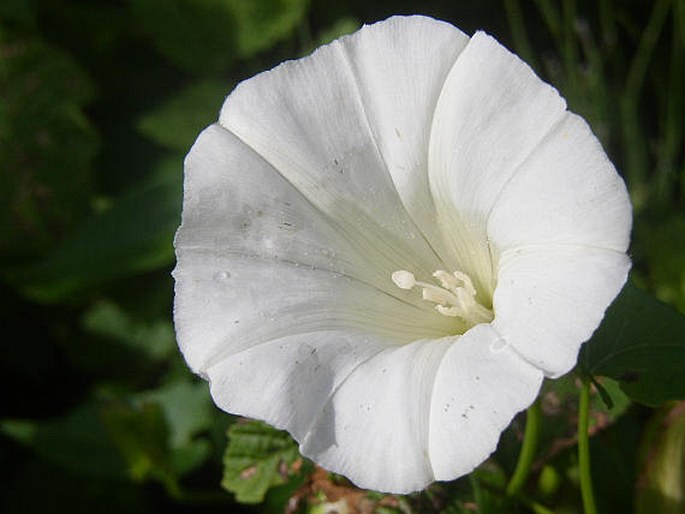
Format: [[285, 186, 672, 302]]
[[173, 15, 632, 493]]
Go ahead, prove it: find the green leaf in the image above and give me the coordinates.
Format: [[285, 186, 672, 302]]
[[229, 0, 309, 58], [100, 400, 173, 483], [140, 380, 213, 449], [82, 300, 176, 360], [315, 17, 360, 46], [580, 281, 685, 406], [222, 419, 303, 504], [9, 158, 182, 303], [138, 79, 228, 152]]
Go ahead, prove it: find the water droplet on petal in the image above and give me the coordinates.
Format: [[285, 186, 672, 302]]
[[489, 336, 509, 354], [213, 270, 231, 282]]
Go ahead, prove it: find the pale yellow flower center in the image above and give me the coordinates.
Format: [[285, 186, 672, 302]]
[[391, 269, 494, 326]]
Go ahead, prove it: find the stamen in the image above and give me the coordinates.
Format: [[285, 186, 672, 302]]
[[391, 270, 416, 290], [392, 268, 494, 326]]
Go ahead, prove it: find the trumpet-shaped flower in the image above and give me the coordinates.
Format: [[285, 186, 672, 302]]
[[173, 15, 632, 493]]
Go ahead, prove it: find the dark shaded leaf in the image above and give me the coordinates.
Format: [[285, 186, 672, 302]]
[[9, 158, 182, 303], [138, 79, 229, 152], [0, 401, 128, 479], [0, 29, 96, 262], [580, 282, 685, 406]]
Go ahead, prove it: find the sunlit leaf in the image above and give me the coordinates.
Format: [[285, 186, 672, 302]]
[[222, 419, 304, 504], [580, 281, 685, 406]]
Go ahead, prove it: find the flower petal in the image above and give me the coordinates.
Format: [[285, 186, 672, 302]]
[[341, 16, 468, 256], [218, 18, 446, 275], [174, 125, 456, 372], [428, 324, 543, 479], [492, 245, 631, 377], [428, 31, 567, 294], [206, 332, 452, 493], [487, 112, 632, 252]]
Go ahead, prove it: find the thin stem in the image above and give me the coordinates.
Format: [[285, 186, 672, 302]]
[[620, 0, 671, 196], [506, 401, 541, 496], [578, 378, 597, 514]]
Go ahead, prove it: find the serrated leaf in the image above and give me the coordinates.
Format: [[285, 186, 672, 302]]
[[8, 158, 182, 303], [579, 281, 685, 406], [222, 419, 302, 504], [138, 79, 228, 152]]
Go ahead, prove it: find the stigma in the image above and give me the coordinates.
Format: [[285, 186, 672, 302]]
[[391, 269, 494, 326]]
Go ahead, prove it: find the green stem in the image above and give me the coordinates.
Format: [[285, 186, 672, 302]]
[[620, 0, 671, 196], [578, 378, 597, 514], [506, 401, 541, 496]]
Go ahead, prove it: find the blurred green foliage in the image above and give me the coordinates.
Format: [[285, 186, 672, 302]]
[[1, 1, 684, 513]]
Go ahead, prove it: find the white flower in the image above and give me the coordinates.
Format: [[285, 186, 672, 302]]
[[173, 15, 632, 493]]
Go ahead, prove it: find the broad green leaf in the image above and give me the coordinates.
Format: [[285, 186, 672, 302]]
[[82, 300, 176, 360], [9, 158, 182, 303], [580, 281, 685, 406], [0, 29, 96, 262], [138, 79, 228, 152], [222, 419, 303, 504], [588, 407, 642, 514]]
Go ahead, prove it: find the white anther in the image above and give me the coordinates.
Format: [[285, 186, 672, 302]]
[[391, 268, 494, 325], [451, 270, 477, 296], [391, 270, 416, 290]]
